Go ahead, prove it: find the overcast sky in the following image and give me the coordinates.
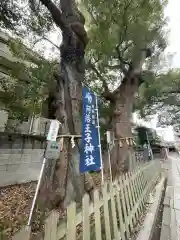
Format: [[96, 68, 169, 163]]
[[157, 0, 179, 141], [136, 0, 179, 141], [165, 0, 180, 68]]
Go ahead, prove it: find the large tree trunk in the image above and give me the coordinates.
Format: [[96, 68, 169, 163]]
[[37, 0, 94, 211], [51, 62, 94, 208], [110, 78, 137, 176], [109, 50, 149, 176], [109, 49, 149, 177]]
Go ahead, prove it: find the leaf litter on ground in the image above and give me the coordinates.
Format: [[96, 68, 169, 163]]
[[0, 172, 104, 239]]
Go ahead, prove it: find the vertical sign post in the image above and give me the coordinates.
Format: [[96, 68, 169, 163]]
[[106, 131, 113, 183], [80, 87, 104, 184], [95, 95, 104, 184], [27, 119, 61, 226]]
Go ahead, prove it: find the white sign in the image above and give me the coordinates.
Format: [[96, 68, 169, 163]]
[[106, 131, 111, 144], [47, 120, 60, 141], [106, 131, 114, 150], [45, 141, 60, 159]]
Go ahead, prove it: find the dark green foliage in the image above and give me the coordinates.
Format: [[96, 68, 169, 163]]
[[0, 36, 58, 120], [135, 70, 180, 126], [0, 1, 22, 33], [82, 0, 167, 91], [135, 126, 160, 146]]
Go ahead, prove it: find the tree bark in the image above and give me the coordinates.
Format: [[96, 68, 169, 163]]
[[37, 0, 94, 211], [110, 49, 149, 177], [109, 78, 137, 176]]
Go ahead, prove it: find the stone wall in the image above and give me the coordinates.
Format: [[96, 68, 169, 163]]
[[0, 132, 45, 187], [0, 149, 44, 187], [1, 115, 50, 136], [30, 117, 50, 136]]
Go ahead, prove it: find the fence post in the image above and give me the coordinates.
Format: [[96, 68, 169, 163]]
[[128, 151, 133, 172], [94, 190, 102, 240], [122, 174, 133, 231], [119, 175, 130, 238], [126, 173, 136, 224], [44, 211, 59, 240], [103, 183, 111, 240], [115, 180, 125, 240], [110, 184, 120, 239], [12, 226, 31, 240], [67, 202, 76, 240], [82, 194, 90, 240]]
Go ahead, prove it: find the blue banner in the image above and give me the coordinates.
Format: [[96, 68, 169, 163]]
[[80, 86, 101, 173]]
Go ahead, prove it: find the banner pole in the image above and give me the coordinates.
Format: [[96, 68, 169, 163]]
[[106, 131, 113, 183], [95, 95, 104, 185], [108, 147, 112, 183]]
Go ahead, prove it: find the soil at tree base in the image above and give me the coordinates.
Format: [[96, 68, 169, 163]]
[[0, 172, 103, 239]]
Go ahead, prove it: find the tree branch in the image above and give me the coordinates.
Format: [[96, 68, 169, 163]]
[[115, 45, 128, 75], [88, 62, 108, 91], [33, 36, 60, 50], [38, 0, 68, 31], [0, 76, 9, 91], [87, 62, 115, 101], [105, 64, 122, 70], [114, 0, 134, 75], [164, 90, 180, 95], [87, 8, 99, 26], [116, 0, 133, 48], [111, 47, 152, 97]]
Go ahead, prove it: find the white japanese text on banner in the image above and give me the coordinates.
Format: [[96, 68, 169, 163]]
[[80, 86, 101, 173]]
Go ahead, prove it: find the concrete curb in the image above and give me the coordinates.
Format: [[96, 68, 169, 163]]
[[137, 177, 165, 240], [160, 157, 174, 240]]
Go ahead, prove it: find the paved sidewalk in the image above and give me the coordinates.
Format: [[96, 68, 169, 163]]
[[160, 153, 180, 240]]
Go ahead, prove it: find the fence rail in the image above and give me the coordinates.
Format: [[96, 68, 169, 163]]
[[13, 160, 162, 240]]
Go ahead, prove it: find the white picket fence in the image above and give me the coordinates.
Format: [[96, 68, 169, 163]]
[[13, 160, 161, 240]]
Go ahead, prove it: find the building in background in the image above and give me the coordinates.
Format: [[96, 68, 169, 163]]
[[172, 124, 180, 152], [0, 30, 51, 136]]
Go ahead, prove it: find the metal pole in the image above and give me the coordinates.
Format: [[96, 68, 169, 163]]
[[106, 131, 113, 183], [107, 147, 112, 183], [27, 120, 61, 226], [95, 95, 104, 185], [27, 157, 47, 226]]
